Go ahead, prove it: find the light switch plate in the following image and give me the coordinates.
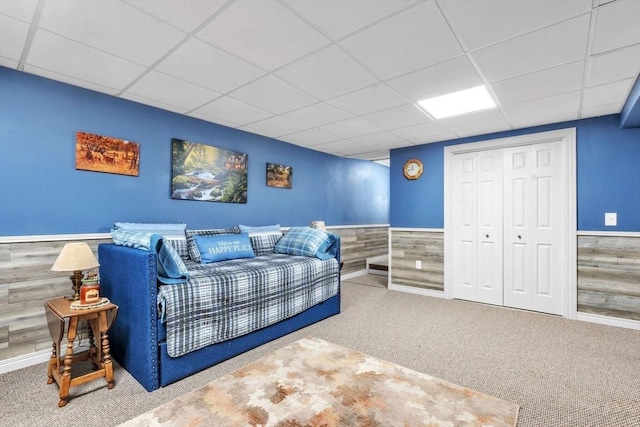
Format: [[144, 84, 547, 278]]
[[605, 212, 617, 226]]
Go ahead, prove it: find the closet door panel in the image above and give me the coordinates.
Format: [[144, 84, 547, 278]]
[[503, 142, 563, 315], [452, 153, 478, 301], [476, 149, 503, 305]]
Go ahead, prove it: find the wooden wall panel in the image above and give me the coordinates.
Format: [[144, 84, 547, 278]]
[[577, 235, 640, 321], [0, 239, 109, 360], [390, 230, 444, 291], [331, 226, 388, 274]]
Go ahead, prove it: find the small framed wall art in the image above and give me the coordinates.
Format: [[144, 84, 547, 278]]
[[75, 131, 140, 176], [266, 163, 292, 189]]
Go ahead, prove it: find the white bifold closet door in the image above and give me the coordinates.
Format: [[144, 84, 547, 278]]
[[452, 141, 564, 315], [452, 149, 503, 306], [503, 142, 564, 315]]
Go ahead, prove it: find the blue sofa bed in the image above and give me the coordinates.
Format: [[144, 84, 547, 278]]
[[98, 232, 341, 392]]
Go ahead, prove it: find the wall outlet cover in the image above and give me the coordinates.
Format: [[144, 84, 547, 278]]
[[605, 212, 617, 226]]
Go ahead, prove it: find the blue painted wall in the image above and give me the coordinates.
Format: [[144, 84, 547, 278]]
[[391, 115, 640, 232], [0, 67, 389, 236]]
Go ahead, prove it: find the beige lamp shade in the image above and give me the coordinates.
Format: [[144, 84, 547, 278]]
[[51, 242, 100, 272]]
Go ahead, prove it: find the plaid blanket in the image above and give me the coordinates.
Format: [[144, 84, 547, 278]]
[[157, 254, 340, 357]]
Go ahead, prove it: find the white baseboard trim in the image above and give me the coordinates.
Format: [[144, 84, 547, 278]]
[[576, 312, 640, 330], [0, 348, 52, 374], [341, 269, 368, 281], [388, 283, 447, 299], [0, 339, 92, 374]]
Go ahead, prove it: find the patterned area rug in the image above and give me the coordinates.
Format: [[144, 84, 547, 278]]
[[119, 337, 519, 426]]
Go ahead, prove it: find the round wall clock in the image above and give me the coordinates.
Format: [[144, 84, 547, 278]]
[[403, 158, 423, 180]]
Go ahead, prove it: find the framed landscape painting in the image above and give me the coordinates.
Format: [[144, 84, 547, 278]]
[[75, 131, 140, 176], [266, 163, 293, 189], [171, 138, 248, 203]]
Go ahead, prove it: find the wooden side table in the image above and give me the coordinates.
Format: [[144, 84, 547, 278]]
[[45, 297, 118, 407]]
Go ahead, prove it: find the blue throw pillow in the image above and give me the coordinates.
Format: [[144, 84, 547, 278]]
[[193, 233, 255, 264], [274, 226, 338, 260]]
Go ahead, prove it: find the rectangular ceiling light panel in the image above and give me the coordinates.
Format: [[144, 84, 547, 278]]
[[417, 85, 497, 119]]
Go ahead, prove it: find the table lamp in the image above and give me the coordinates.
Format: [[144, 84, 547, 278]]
[[51, 242, 100, 301], [310, 220, 326, 231]]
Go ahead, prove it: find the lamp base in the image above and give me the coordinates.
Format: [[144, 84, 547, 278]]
[[65, 270, 84, 301]]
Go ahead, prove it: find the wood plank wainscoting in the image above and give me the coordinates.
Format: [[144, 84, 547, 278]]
[[0, 225, 389, 372], [329, 225, 389, 275], [577, 233, 640, 322], [388, 228, 639, 329], [0, 236, 111, 370], [389, 228, 444, 294]]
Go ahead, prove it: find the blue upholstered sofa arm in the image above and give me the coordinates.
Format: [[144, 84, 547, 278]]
[[98, 243, 160, 391]]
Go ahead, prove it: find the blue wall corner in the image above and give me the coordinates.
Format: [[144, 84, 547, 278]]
[[0, 67, 389, 236], [390, 115, 640, 232], [621, 75, 640, 129]]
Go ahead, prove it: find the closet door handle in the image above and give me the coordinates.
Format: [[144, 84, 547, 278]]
[[517, 235, 522, 239], [485, 234, 489, 238]]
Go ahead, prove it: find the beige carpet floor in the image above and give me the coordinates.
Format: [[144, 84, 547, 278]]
[[1, 277, 639, 426]]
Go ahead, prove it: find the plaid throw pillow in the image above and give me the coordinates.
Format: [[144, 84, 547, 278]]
[[111, 229, 153, 250], [239, 224, 282, 256], [185, 226, 241, 263], [274, 226, 337, 259]]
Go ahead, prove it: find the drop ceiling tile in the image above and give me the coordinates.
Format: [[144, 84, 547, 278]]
[[275, 45, 378, 99], [197, 0, 329, 71], [23, 64, 121, 95], [471, 14, 590, 82], [193, 96, 273, 126], [440, 0, 591, 51], [155, 38, 265, 93], [240, 115, 310, 138], [39, 1, 185, 66], [187, 111, 240, 129], [350, 149, 391, 161], [282, 0, 418, 40], [125, 71, 221, 111], [279, 128, 341, 146], [582, 78, 635, 110], [361, 104, 431, 131], [0, 15, 29, 62], [386, 56, 484, 102], [319, 117, 382, 139], [587, 44, 640, 88], [229, 75, 317, 115], [26, 31, 146, 91], [281, 102, 354, 127], [0, 0, 37, 22], [120, 92, 189, 115], [347, 132, 406, 148], [390, 121, 451, 143], [340, 1, 463, 80], [502, 90, 581, 129], [326, 84, 407, 116], [491, 61, 585, 106], [440, 109, 512, 138], [581, 102, 623, 119], [313, 140, 369, 156], [591, 0, 640, 55], [0, 58, 18, 69], [125, 0, 227, 33]]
